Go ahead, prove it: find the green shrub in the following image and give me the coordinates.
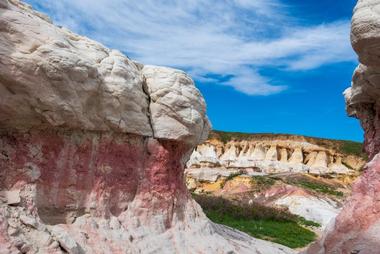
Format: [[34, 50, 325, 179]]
[[194, 194, 297, 222], [225, 171, 243, 181], [297, 217, 321, 227], [208, 213, 317, 249]]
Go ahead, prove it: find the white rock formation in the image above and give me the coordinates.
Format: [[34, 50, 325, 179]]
[[187, 138, 363, 175], [288, 147, 304, 165], [142, 65, 210, 145], [0, 0, 209, 146], [275, 195, 340, 228]]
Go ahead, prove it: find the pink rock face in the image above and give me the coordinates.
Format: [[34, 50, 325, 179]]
[[305, 0, 380, 252], [353, 104, 380, 160], [0, 130, 296, 254], [306, 154, 380, 253], [0, 130, 194, 253], [0, 130, 189, 224]]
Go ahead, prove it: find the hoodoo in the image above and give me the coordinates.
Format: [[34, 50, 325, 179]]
[[306, 0, 380, 253], [187, 135, 364, 175], [0, 1, 294, 253]]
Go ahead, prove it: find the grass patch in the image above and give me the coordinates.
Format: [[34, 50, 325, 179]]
[[286, 177, 344, 197], [194, 194, 317, 249], [208, 213, 316, 248], [209, 130, 254, 144], [340, 140, 366, 158], [298, 217, 321, 227]]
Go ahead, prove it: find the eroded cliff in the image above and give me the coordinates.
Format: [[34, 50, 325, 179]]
[[0, 1, 295, 253], [187, 132, 365, 176]]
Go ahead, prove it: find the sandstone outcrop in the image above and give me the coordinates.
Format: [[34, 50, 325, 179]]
[[0, 1, 295, 253], [305, 0, 380, 253], [187, 136, 365, 176]]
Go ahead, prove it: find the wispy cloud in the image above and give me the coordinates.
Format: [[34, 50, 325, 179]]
[[26, 0, 356, 95]]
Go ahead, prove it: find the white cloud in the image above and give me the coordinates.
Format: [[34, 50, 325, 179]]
[[27, 0, 356, 95]]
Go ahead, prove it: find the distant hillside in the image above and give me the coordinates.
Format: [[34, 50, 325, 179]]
[[209, 130, 366, 159]]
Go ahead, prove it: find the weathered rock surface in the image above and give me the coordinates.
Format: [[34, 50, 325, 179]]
[[0, 0, 209, 146], [273, 191, 339, 229], [0, 1, 294, 253], [305, 0, 380, 253]]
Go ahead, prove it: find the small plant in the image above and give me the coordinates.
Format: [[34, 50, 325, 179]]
[[225, 171, 243, 181], [297, 216, 321, 227]]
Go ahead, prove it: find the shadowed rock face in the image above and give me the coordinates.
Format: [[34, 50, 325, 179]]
[[305, 0, 380, 253], [0, 1, 295, 253]]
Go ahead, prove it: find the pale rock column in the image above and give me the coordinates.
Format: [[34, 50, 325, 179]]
[[288, 147, 304, 164], [197, 144, 220, 165], [220, 144, 239, 166], [312, 151, 329, 169], [279, 148, 288, 162], [305, 152, 318, 167], [251, 145, 266, 161], [265, 145, 278, 161]]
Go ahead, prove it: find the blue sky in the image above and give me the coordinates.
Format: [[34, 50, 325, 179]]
[[25, 0, 363, 141]]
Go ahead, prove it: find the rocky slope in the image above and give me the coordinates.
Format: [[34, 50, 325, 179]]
[[0, 1, 295, 253], [305, 0, 380, 253]]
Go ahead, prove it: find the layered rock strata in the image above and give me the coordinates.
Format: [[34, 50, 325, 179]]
[[187, 138, 364, 176], [0, 1, 294, 253], [305, 0, 380, 253]]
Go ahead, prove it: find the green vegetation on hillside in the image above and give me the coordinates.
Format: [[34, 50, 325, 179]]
[[340, 140, 366, 158], [209, 130, 256, 144], [193, 194, 318, 249], [280, 175, 344, 197]]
